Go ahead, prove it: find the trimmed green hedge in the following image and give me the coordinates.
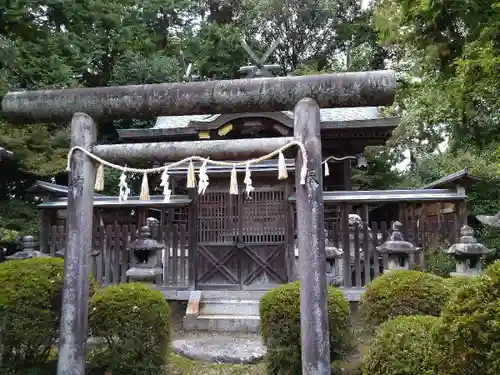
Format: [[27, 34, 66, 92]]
[[88, 283, 171, 375], [443, 274, 480, 299], [0, 257, 96, 370], [259, 281, 351, 375], [360, 270, 448, 327], [432, 261, 500, 375], [362, 315, 439, 375]]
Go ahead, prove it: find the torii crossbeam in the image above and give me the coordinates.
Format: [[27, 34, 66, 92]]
[[1, 70, 395, 123]]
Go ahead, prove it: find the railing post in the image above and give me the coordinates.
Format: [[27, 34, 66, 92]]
[[294, 98, 330, 375], [57, 113, 97, 375]]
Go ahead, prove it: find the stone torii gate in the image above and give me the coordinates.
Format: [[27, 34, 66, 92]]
[[1, 70, 396, 375]]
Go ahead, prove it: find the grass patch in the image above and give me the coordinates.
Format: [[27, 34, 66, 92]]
[[167, 353, 265, 375], [3, 353, 265, 375]]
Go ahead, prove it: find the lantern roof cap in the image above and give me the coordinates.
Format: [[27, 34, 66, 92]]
[[446, 225, 493, 255], [127, 226, 164, 251], [377, 221, 418, 254]]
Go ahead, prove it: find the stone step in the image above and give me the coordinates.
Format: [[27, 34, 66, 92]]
[[199, 299, 260, 316], [192, 314, 260, 333], [183, 313, 260, 333]]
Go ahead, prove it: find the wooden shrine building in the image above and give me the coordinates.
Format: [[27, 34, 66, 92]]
[[30, 104, 473, 291]]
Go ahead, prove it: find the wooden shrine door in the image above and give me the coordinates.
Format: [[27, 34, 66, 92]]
[[195, 186, 290, 290]]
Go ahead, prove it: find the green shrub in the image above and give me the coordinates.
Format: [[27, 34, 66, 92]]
[[362, 315, 439, 375], [0, 257, 97, 370], [259, 281, 351, 375], [88, 283, 171, 375], [432, 261, 500, 375], [359, 270, 448, 327], [443, 275, 480, 298], [424, 248, 456, 277]]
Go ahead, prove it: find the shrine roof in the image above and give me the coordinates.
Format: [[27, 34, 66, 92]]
[[289, 189, 467, 204], [38, 195, 192, 209], [153, 107, 381, 129], [27, 180, 106, 198], [117, 107, 399, 143], [422, 168, 480, 189]]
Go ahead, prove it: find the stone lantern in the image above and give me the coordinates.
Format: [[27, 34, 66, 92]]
[[445, 225, 493, 277], [6, 236, 49, 260], [325, 229, 343, 286], [126, 225, 164, 280], [377, 221, 418, 273]]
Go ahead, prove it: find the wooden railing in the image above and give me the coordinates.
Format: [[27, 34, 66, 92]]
[[46, 188, 467, 289], [318, 189, 466, 287], [48, 223, 189, 288]]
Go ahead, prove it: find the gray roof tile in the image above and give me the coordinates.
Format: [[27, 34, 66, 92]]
[[153, 107, 380, 129]]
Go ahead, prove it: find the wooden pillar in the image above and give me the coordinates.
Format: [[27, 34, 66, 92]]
[[294, 98, 330, 375], [188, 187, 198, 290], [285, 180, 297, 281], [343, 159, 352, 191], [57, 113, 97, 375], [39, 209, 51, 254]]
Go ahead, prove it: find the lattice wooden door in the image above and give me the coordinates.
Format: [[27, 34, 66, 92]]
[[195, 186, 289, 290]]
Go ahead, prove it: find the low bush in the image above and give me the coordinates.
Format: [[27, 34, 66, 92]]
[[432, 261, 500, 375], [362, 315, 439, 375], [88, 283, 171, 375], [424, 248, 456, 277], [259, 281, 351, 375], [443, 275, 480, 298], [359, 270, 448, 328], [0, 257, 96, 370]]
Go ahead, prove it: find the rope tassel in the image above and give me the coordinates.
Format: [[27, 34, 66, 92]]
[[160, 168, 171, 202], [278, 151, 288, 180], [198, 159, 209, 195], [324, 161, 330, 177], [94, 163, 105, 191], [140, 173, 150, 201], [118, 172, 130, 202], [244, 163, 254, 198], [186, 160, 196, 188], [229, 166, 239, 195]]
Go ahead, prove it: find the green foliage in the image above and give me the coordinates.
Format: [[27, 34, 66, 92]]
[[351, 147, 406, 190], [0, 198, 41, 238], [259, 281, 351, 375], [245, 0, 384, 72], [88, 283, 171, 375], [359, 270, 448, 327], [480, 226, 500, 265], [0, 258, 95, 370], [423, 244, 456, 278], [432, 261, 500, 375], [0, 122, 70, 177], [443, 275, 480, 299], [184, 22, 247, 80], [362, 315, 439, 375]]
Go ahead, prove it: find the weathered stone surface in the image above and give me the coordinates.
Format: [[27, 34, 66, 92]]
[[92, 137, 295, 164], [5, 250, 49, 260], [294, 97, 331, 374], [446, 225, 493, 277], [171, 335, 266, 364], [57, 112, 97, 375], [1, 70, 396, 123]]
